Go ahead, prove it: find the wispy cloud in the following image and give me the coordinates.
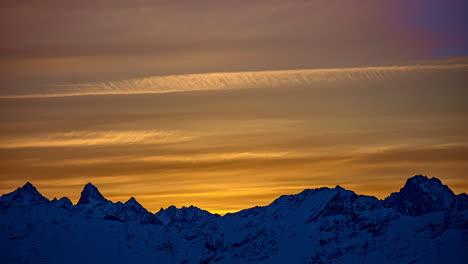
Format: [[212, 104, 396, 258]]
[[2, 63, 467, 98], [38, 151, 296, 167], [0, 130, 195, 148]]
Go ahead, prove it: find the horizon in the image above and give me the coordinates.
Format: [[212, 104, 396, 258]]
[[3, 174, 465, 215]]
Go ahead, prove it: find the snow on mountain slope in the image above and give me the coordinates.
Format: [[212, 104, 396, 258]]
[[0, 175, 466, 264], [0, 182, 49, 208], [156, 205, 220, 225], [384, 175, 465, 215], [73, 183, 163, 225]]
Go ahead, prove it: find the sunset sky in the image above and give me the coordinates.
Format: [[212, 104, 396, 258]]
[[1, 0, 467, 214]]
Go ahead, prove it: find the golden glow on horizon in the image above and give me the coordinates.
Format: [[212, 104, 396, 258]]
[[1, 61, 467, 214]]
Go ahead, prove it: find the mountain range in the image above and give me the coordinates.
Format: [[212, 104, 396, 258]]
[[0, 175, 466, 263]]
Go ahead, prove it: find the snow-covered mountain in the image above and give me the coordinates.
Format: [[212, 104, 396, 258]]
[[155, 205, 220, 226], [72, 183, 162, 225], [0, 175, 466, 263]]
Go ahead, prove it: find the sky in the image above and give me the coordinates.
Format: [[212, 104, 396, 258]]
[[0, 0, 467, 214]]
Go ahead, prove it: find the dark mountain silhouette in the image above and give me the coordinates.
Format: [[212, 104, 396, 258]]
[[0, 175, 466, 264], [77, 182, 109, 205], [384, 175, 467, 215]]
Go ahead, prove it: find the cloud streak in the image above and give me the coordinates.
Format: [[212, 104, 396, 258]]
[[2, 63, 467, 99], [0, 130, 195, 148]]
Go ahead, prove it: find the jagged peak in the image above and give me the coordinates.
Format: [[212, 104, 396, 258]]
[[19, 182, 39, 192], [22, 181, 34, 189], [125, 197, 143, 208], [51, 196, 73, 207], [0, 182, 49, 204], [405, 174, 443, 187], [397, 175, 454, 197], [182, 205, 201, 211], [298, 185, 354, 196], [84, 182, 97, 189], [335, 185, 345, 190], [155, 204, 217, 225], [59, 196, 72, 204], [268, 185, 358, 212], [77, 182, 108, 205], [15, 182, 42, 196], [159, 205, 204, 212], [271, 185, 355, 207], [126, 196, 137, 203], [384, 175, 457, 216]]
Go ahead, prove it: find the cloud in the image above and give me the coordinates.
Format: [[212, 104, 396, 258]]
[[2, 0, 466, 93], [2, 63, 467, 98], [1, 141, 467, 213], [353, 143, 468, 165], [0, 130, 195, 148]]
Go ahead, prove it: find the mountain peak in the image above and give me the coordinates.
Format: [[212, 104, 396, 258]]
[[23, 181, 34, 189], [116, 196, 162, 225], [51, 196, 73, 208], [77, 183, 108, 205], [384, 175, 456, 216], [19, 182, 42, 195], [125, 197, 142, 208], [402, 175, 452, 196], [126, 196, 137, 203], [406, 174, 442, 187], [155, 205, 218, 225], [0, 182, 49, 205]]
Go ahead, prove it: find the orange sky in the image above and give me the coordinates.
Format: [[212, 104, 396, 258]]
[[1, 62, 467, 214], [0, 1, 467, 214]]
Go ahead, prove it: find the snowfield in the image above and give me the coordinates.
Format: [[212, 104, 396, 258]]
[[0, 175, 467, 263]]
